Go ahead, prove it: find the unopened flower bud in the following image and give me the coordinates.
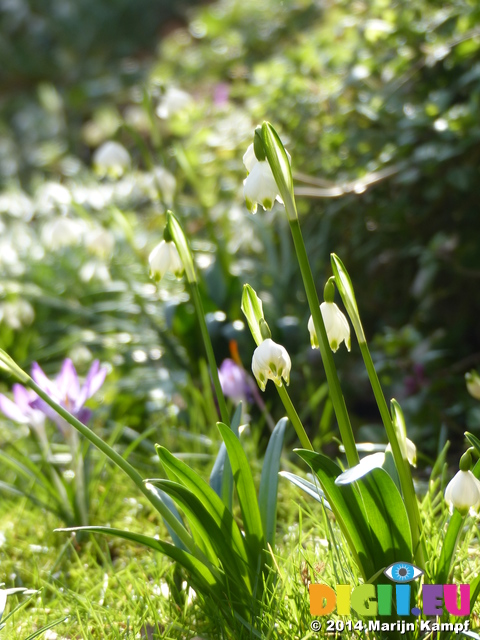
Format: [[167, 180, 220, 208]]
[[308, 302, 351, 352], [251, 338, 291, 392], [148, 240, 184, 282]]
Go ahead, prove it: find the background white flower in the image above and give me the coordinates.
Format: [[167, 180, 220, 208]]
[[148, 240, 184, 282]]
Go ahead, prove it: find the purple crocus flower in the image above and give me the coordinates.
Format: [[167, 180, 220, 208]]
[[218, 358, 252, 405], [0, 383, 45, 430], [0, 358, 108, 433]]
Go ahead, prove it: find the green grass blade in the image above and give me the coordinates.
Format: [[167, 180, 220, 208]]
[[23, 616, 68, 639], [0, 590, 6, 622], [217, 422, 265, 560], [55, 525, 224, 600], [24, 376, 195, 553], [259, 417, 287, 548], [279, 471, 331, 509]]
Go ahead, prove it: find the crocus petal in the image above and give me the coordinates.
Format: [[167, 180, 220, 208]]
[[30, 396, 62, 424], [56, 358, 80, 402], [31, 362, 60, 400], [79, 360, 108, 403], [76, 407, 92, 425], [0, 393, 29, 423], [12, 384, 35, 413]]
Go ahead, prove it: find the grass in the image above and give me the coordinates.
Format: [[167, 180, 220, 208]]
[[3, 405, 480, 639], [0, 417, 337, 639]]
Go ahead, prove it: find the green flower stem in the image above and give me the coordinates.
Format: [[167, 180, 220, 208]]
[[358, 341, 425, 569], [435, 457, 480, 583], [288, 219, 359, 467], [189, 282, 230, 426], [25, 377, 195, 553], [276, 384, 313, 450]]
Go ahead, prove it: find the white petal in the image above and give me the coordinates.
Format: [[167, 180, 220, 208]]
[[243, 143, 257, 173], [243, 162, 279, 213], [251, 338, 291, 390], [148, 241, 183, 281], [445, 470, 480, 514]]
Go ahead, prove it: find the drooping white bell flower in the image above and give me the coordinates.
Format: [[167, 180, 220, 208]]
[[148, 240, 184, 282], [466, 371, 480, 400], [85, 227, 115, 259], [386, 438, 417, 467], [251, 338, 291, 392], [93, 141, 131, 178], [156, 87, 192, 120], [242, 143, 291, 214], [445, 470, 480, 515], [308, 302, 351, 352], [41, 216, 85, 250]]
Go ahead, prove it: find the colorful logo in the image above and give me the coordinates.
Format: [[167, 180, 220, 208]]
[[309, 562, 470, 618]]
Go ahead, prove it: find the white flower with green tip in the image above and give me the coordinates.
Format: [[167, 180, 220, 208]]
[[308, 302, 351, 352], [148, 240, 184, 282], [445, 470, 480, 515], [93, 141, 131, 178], [251, 338, 291, 391], [243, 143, 290, 214], [466, 370, 480, 400]]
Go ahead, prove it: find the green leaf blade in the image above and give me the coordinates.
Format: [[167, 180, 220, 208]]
[[259, 417, 287, 548]]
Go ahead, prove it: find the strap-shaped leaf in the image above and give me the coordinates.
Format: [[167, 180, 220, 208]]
[[210, 403, 242, 509], [145, 482, 187, 551], [279, 471, 331, 510], [335, 453, 386, 485], [217, 422, 265, 562], [153, 479, 253, 596], [358, 467, 413, 567], [296, 449, 374, 580], [155, 446, 250, 572], [259, 417, 287, 547], [297, 450, 413, 579]]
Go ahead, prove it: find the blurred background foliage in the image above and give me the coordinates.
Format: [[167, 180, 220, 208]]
[[1, 0, 480, 461]]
